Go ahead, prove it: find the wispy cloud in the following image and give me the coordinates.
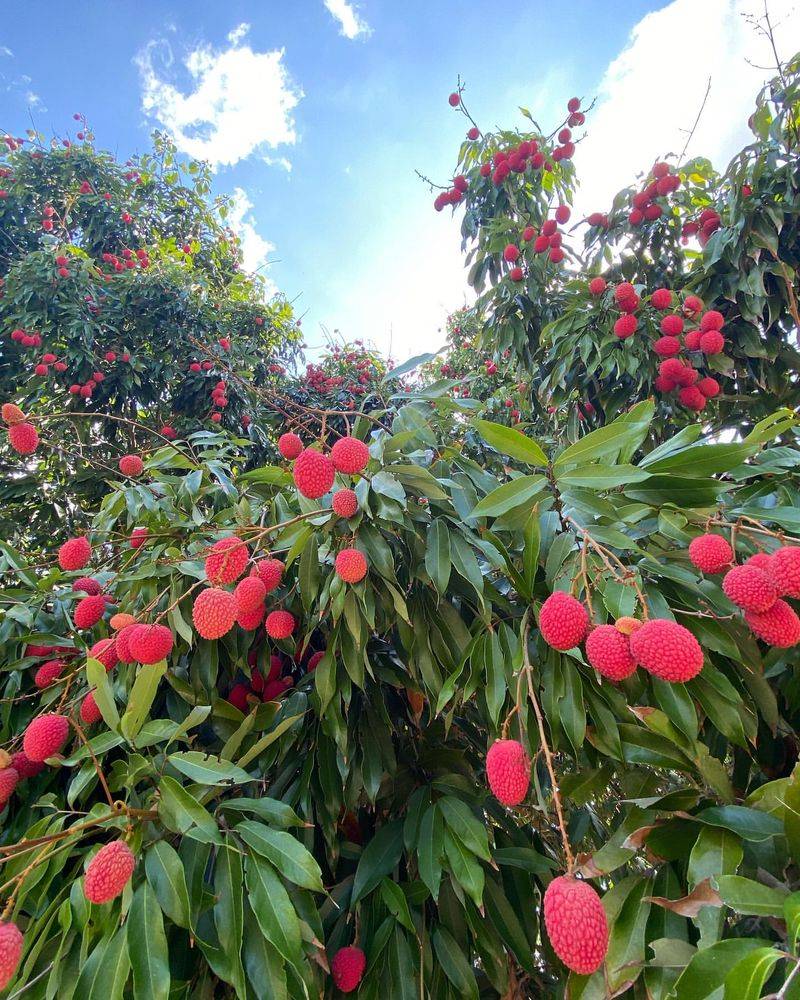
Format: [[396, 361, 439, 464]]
[[227, 187, 276, 288], [323, 0, 372, 40], [135, 26, 302, 170], [0, 47, 13, 58]]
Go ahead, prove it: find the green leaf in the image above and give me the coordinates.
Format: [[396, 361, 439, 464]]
[[352, 820, 404, 903], [417, 804, 443, 901], [439, 797, 491, 862], [556, 464, 650, 489], [380, 878, 415, 932], [157, 775, 221, 842], [218, 797, 307, 829], [75, 930, 130, 1000], [145, 841, 191, 929], [237, 821, 324, 892], [694, 805, 783, 841], [470, 475, 547, 518], [383, 351, 440, 381], [245, 854, 303, 968], [127, 883, 170, 1000], [120, 661, 166, 740], [554, 400, 653, 472], [723, 947, 782, 999], [168, 751, 253, 786], [473, 419, 547, 466], [673, 938, 768, 1000], [85, 657, 120, 730], [443, 825, 484, 907], [432, 926, 479, 1000], [716, 875, 788, 916], [425, 519, 451, 596]]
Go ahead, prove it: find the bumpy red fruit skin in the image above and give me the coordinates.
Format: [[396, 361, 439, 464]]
[[8, 422, 39, 454], [59, 535, 91, 570], [307, 650, 325, 672], [80, 692, 102, 725], [722, 565, 777, 612], [128, 624, 173, 664], [585, 625, 636, 681], [293, 448, 335, 499], [688, 533, 733, 574], [11, 752, 44, 780], [770, 546, 800, 599], [613, 315, 637, 339], [278, 432, 303, 459], [265, 610, 296, 639], [23, 713, 70, 762], [193, 588, 237, 640], [748, 552, 774, 572], [115, 623, 139, 663], [118, 454, 143, 476], [629, 619, 704, 682], [588, 277, 606, 296], [539, 592, 589, 651], [331, 946, 367, 993], [486, 739, 530, 805], [0, 920, 23, 989], [699, 330, 725, 355], [90, 638, 119, 671], [544, 876, 609, 975], [205, 536, 249, 585], [331, 436, 370, 475], [650, 288, 672, 310], [332, 488, 359, 518], [1, 403, 25, 426], [228, 683, 252, 711], [252, 558, 284, 593], [700, 309, 724, 332], [235, 576, 266, 614], [130, 527, 148, 549], [0, 768, 19, 805], [236, 602, 265, 630], [335, 548, 368, 583], [73, 576, 101, 595], [74, 594, 107, 629], [745, 600, 800, 648], [34, 659, 64, 688], [84, 840, 135, 903]]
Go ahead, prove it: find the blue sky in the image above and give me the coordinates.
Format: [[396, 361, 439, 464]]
[[2, 1, 799, 361]]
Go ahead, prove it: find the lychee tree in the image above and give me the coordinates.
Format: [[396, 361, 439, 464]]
[[2, 54, 800, 1000]]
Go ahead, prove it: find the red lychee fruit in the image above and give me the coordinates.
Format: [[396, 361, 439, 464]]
[[697, 376, 720, 397], [74, 594, 107, 629], [59, 536, 91, 571], [683, 295, 704, 317], [613, 315, 638, 339], [129, 527, 148, 549], [503, 244, 520, 263], [127, 623, 173, 664], [0, 768, 19, 806], [1, 403, 25, 425], [265, 610, 296, 639], [629, 618, 703, 682], [679, 386, 706, 411], [567, 97, 581, 113], [650, 288, 672, 310], [332, 488, 359, 518], [11, 752, 43, 780], [653, 336, 680, 357], [83, 840, 135, 903], [699, 330, 725, 355], [23, 713, 70, 761], [0, 921, 23, 990], [486, 739, 530, 805], [331, 436, 370, 475], [539, 592, 589, 650], [8, 422, 39, 454], [585, 625, 636, 681], [73, 576, 101, 595], [331, 946, 367, 994], [118, 454, 143, 477], [89, 638, 118, 672], [205, 536, 249, 585], [688, 533, 733, 573], [660, 314, 684, 336], [293, 448, 335, 498], [80, 692, 102, 725], [510, 266, 525, 281], [115, 623, 139, 664], [237, 602, 266, 630], [279, 431, 303, 459], [335, 548, 368, 583], [769, 546, 800, 599], [533, 235, 549, 253], [234, 576, 267, 614], [228, 683, 253, 711], [747, 552, 774, 572], [544, 875, 608, 975], [448, 92, 460, 107], [34, 659, 63, 689], [252, 557, 285, 593], [722, 564, 777, 613], [588, 277, 606, 296], [700, 310, 724, 332], [555, 205, 571, 224], [467, 126, 479, 140], [193, 588, 237, 640], [745, 600, 800, 648], [307, 650, 325, 672]]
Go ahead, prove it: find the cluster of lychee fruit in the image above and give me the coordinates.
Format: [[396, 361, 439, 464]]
[[2, 402, 39, 455], [689, 534, 800, 648], [501, 204, 572, 279], [626, 161, 681, 226], [682, 207, 721, 247]]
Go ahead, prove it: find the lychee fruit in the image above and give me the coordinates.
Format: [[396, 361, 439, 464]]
[[228, 683, 253, 711], [629, 619, 703, 682], [688, 533, 733, 574], [9, 422, 39, 454], [278, 432, 303, 460], [331, 946, 366, 994], [90, 638, 119, 671], [118, 454, 143, 477], [588, 277, 606, 296], [660, 315, 684, 336], [205, 536, 249, 585], [486, 739, 530, 805], [335, 548, 368, 583], [115, 623, 139, 663], [613, 315, 637, 339], [59, 536, 91, 571], [697, 377, 720, 398], [650, 288, 672, 310], [23, 713, 70, 761], [193, 588, 237, 640], [539, 592, 589, 651], [503, 244, 520, 263], [722, 564, 777, 613], [73, 576, 101, 595], [0, 767, 19, 806], [11, 752, 44, 780], [331, 437, 370, 475], [745, 600, 800, 648], [127, 623, 173, 664], [237, 602, 266, 630], [544, 875, 608, 975], [293, 448, 335, 499], [265, 610, 296, 639], [80, 692, 102, 725], [74, 594, 107, 629], [699, 330, 725, 355], [1, 403, 25, 425], [332, 488, 359, 518], [130, 527, 148, 549], [653, 336, 680, 357], [679, 386, 707, 411], [252, 558, 284, 593], [769, 546, 800, 599], [234, 576, 267, 614], [83, 840, 135, 903], [585, 625, 636, 681], [34, 659, 64, 688], [700, 310, 724, 332], [0, 921, 23, 990]]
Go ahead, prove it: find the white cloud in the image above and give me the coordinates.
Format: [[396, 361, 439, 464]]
[[227, 187, 276, 288], [573, 0, 800, 217], [25, 91, 45, 111], [324, 0, 372, 40], [135, 30, 302, 169], [0, 47, 12, 58]]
